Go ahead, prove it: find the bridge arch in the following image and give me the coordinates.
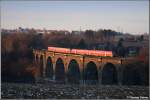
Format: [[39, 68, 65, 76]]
[[55, 58, 65, 82], [45, 56, 53, 79], [84, 61, 98, 84], [67, 59, 80, 84], [35, 54, 39, 63], [40, 55, 44, 77], [101, 63, 118, 85]]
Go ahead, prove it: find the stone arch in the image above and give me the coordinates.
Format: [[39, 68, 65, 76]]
[[40, 55, 44, 77], [67, 59, 80, 84], [122, 62, 145, 85], [55, 58, 65, 82], [84, 61, 98, 85], [36, 54, 39, 63], [45, 56, 53, 79], [102, 63, 118, 85]]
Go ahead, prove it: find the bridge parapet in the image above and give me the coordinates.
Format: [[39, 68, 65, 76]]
[[121, 57, 139, 65], [102, 57, 122, 64]]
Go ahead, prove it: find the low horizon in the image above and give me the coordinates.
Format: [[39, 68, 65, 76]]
[[2, 27, 149, 35]]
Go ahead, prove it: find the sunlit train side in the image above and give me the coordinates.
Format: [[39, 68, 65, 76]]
[[48, 47, 113, 57], [71, 49, 89, 55], [48, 47, 70, 53]]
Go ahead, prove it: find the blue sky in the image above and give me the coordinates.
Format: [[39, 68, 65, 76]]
[[1, 1, 149, 34]]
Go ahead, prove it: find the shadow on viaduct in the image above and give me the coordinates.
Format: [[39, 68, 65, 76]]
[[33, 49, 145, 85]]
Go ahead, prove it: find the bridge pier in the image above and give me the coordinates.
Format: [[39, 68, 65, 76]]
[[98, 69, 102, 85], [116, 61, 123, 86], [53, 75, 55, 80], [118, 66, 123, 86], [80, 69, 85, 85], [43, 56, 47, 78]]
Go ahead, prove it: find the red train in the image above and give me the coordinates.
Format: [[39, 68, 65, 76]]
[[48, 47, 113, 57]]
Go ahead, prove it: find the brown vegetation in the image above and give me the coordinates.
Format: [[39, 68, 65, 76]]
[[1, 30, 149, 84]]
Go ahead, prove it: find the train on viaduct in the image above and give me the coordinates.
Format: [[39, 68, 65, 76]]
[[33, 47, 144, 85]]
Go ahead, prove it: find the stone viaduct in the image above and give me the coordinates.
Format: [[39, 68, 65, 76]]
[[33, 49, 139, 85]]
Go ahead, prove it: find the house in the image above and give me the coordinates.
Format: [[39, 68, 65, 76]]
[[126, 46, 140, 56]]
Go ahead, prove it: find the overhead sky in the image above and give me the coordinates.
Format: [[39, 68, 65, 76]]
[[1, 1, 149, 34]]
